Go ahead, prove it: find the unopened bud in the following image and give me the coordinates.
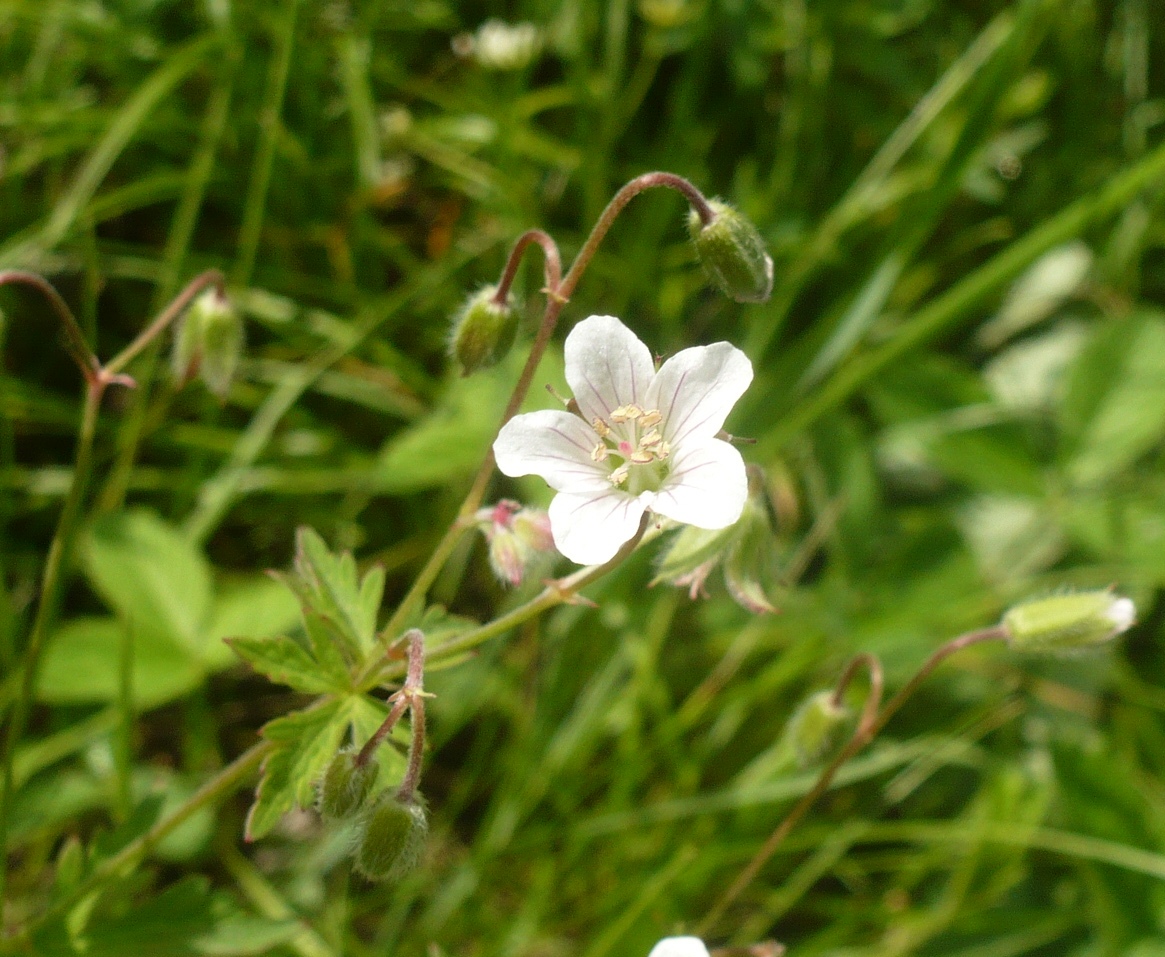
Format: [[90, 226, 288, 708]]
[[688, 199, 773, 303], [476, 500, 556, 586], [354, 795, 428, 882], [449, 285, 519, 376], [173, 288, 243, 397], [783, 690, 850, 767], [318, 748, 379, 820], [1002, 590, 1136, 653]]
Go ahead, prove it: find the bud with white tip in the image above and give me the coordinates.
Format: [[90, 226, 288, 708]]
[[172, 287, 243, 398], [688, 199, 773, 303], [1001, 590, 1136, 653], [783, 690, 850, 767]]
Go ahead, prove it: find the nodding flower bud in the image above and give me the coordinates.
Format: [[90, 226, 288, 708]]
[[318, 748, 379, 821], [783, 690, 850, 767], [475, 499, 556, 586], [1001, 590, 1136, 653], [354, 795, 428, 882], [172, 288, 243, 398], [688, 199, 774, 303], [449, 285, 519, 376]]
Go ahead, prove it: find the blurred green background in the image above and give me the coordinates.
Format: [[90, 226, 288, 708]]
[[3, 0, 1165, 953]]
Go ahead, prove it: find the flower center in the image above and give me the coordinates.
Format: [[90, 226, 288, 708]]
[[588, 404, 671, 494]]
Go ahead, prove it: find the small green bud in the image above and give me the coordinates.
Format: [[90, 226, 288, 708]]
[[318, 748, 379, 821], [1002, 590, 1135, 653], [354, 795, 428, 882], [688, 199, 774, 303], [783, 690, 850, 767], [172, 288, 244, 398], [449, 285, 519, 376]]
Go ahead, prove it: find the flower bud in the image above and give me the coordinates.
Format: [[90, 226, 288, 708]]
[[449, 285, 519, 376], [783, 690, 850, 767], [1001, 590, 1136, 653], [317, 748, 379, 821], [688, 199, 773, 303], [475, 500, 556, 586], [354, 795, 428, 882], [172, 288, 244, 397]]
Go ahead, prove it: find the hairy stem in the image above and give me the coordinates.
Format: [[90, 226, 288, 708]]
[[493, 229, 563, 303], [0, 271, 100, 383], [355, 630, 424, 769], [698, 626, 1007, 937]]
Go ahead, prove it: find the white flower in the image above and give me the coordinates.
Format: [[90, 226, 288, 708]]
[[647, 938, 710, 957], [493, 315, 753, 565]]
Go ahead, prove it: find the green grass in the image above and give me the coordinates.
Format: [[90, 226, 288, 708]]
[[2, 0, 1165, 954]]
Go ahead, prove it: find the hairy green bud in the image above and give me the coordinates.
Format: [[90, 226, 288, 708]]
[[449, 285, 518, 376], [688, 199, 773, 303], [783, 690, 850, 767], [1002, 590, 1135, 653], [354, 795, 428, 882], [318, 748, 379, 821]]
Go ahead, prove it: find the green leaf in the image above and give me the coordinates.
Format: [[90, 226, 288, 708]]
[[82, 510, 212, 652], [1061, 311, 1165, 485], [301, 608, 359, 688], [227, 635, 342, 694], [36, 617, 203, 709], [245, 701, 348, 841], [292, 527, 384, 656]]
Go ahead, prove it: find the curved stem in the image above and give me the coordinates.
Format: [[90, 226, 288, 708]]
[[378, 173, 713, 644], [697, 626, 1007, 938], [493, 229, 563, 303], [830, 651, 883, 736], [355, 630, 424, 769], [0, 271, 100, 383], [103, 269, 225, 376]]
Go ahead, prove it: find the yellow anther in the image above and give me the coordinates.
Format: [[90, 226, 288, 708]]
[[640, 430, 663, 448], [630, 450, 655, 464], [657, 442, 671, 460], [609, 464, 629, 486], [592, 417, 610, 438], [639, 409, 663, 428], [610, 404, 643, 423], [591, 443, 609, 462]]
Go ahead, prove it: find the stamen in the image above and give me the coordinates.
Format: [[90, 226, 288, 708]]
[[639, 409, 662, 428], [610, 404, 643, 423], [657, 442, 671, 460], [630, 450, 655, 464], [640, 430, 662, 448], [591, 443, 609, 462], [592, 417, 610, 438], [609, 464, 629, 486]]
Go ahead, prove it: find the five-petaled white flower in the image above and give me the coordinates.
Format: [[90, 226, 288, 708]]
[[647, 938, 710, 957], [493, 315, 753, 565]]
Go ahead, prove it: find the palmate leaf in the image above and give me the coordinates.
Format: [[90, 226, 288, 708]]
[[244, 700, 349, 841], [291, 527, 385, 657], [226, 634, 347, 694]]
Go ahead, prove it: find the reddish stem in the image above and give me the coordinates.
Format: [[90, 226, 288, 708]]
[[494, 229, 563, 303]]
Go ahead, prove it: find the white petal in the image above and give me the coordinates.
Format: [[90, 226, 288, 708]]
[[548, 488, 648, 565], [565, 315, 656, 424], [494, 410, 610, 492], [651, 437, 747, 529], [647, 938, 710, 957], [646, 341, 753, 446]]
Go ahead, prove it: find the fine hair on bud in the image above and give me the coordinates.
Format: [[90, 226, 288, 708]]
[[687, 198, 774, 303], [317, 747, 380, 821], [1002, 589, 1136, 654], [173, 288, 243, 396], [783, 690, 850, 767], [448, 284, 519, 376], [354, 794, 428, 882]]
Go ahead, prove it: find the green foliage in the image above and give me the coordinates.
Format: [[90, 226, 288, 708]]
[[3, 0, 1165, 953]]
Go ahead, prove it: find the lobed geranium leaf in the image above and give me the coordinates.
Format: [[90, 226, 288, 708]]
[[226, 635, 344, 694], [244, 701, 347, 841]]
